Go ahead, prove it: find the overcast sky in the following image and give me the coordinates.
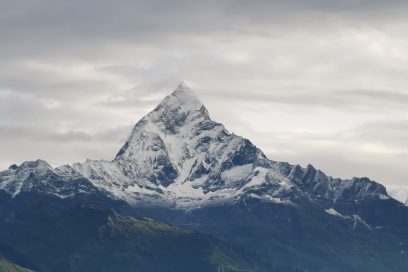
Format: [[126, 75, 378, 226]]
[[1, 0, 408, 189]]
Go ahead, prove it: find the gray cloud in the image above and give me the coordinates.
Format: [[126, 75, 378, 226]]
[[0, 125, 130, 143], [0, 0, 408, 189], [254, 119, 408, 185], [201, 88, 408, 111]]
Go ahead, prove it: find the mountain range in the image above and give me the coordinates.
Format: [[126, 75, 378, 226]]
[[0, 83, 407, 272]]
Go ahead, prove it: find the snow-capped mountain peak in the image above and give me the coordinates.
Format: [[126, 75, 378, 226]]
[[107, 84, 280, 205], [156, 82, 206, 115], [116, 82, 210, 160]]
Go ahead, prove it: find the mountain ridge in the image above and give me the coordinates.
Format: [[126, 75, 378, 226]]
[[0, 84, 391, 208]]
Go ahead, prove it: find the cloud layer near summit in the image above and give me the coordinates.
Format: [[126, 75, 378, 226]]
[[1, 0, 408, 187]]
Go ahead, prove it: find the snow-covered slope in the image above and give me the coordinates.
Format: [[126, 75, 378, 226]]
[[387, 185, 408, 205], [0, 84, 391, 208], [274, 162, 389, 202], [0, 160, 97, 198]]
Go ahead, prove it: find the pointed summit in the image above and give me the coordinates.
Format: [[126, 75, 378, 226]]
[[115, 84, 211, 160], [173, 81, 190, 94], [155, 82, 204, 114]]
